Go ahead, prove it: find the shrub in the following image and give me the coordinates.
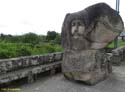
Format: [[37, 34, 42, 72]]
[[16, 47, 31, 56]]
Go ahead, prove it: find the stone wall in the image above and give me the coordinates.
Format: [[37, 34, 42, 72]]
[[0, 52, 63, 74], [0, 52, 63, 84], [111, 46, 125, 65]]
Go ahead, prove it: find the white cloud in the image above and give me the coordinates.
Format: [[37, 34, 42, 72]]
[[0, 0, 124, 35]]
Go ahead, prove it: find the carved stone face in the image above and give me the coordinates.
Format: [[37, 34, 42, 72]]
[[71, 19, 90, 50], [71, 19, 85, 39]]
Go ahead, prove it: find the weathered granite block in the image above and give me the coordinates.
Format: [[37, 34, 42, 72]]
[[61, 3, 124, 85], [62, 50, 112, 85]]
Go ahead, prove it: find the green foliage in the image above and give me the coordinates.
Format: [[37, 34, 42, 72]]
[[54, 34, 61, 44], [16, 46, 31, 56], [31, 43, 63, 55], [0, 43, 18, 58], [46, 31, 58, 41], [0, 31, 63, 59], [0, 49, 11, 59], [21, 32, 41, 44], [107, 40, 125, 48], [46, 31, 61, 45]]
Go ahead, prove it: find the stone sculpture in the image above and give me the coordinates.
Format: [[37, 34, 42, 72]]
[[61, 3, 124, 85]]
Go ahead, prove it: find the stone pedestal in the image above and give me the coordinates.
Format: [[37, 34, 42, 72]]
[[62, 49, 112, 85]]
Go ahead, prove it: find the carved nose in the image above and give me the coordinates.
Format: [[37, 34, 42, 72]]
[[74, 29, 78, 33], [74, 26, 78, 33]]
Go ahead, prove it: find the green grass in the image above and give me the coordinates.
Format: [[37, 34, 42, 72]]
[[107, 40, 125, 48]]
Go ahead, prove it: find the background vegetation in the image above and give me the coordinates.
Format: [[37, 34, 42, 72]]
[[0, 31, 63, 59], [107, 39, 125, 48], [0, 31, 125, 59]]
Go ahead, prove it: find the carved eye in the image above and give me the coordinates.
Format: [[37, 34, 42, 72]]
[[71, 22, 75, 26], [78, 22, 81, 26]]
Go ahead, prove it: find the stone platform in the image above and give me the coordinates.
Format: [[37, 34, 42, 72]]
[[2, 63, 125, 92]]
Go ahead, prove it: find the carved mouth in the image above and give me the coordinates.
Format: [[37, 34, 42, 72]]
[[72, 33, 80, 37], [72, 34, 79, 39], [72, 33, 84, 39]]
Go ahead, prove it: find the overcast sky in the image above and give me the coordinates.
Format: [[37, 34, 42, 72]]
[[0, 0, 124, 35]]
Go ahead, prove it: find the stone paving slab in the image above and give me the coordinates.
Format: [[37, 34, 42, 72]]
[[0, 64, 125, 92], [2, 63, 125, 92]]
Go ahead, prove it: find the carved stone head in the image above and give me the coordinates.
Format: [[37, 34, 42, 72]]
[[61, 3, 124, 85], [61, 3, 124, 50]]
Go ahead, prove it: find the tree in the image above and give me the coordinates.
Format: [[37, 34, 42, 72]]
[[46, 31, 58, 41], [22, 32, 41, 44], [54, 34, 61, 44]]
